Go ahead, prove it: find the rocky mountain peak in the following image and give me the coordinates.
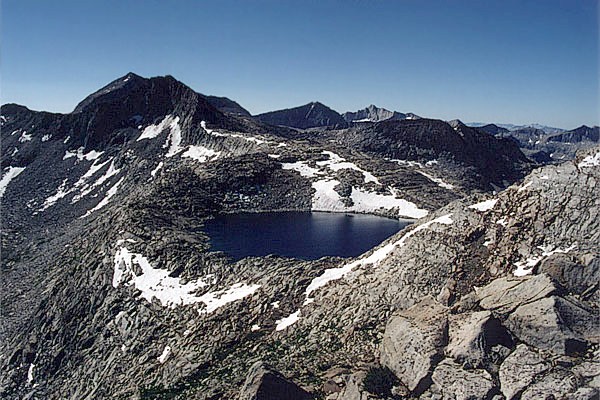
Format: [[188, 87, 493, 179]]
[[342, 104, 418, 123], [255, 101, 348, 129], [65, 73, 228, 150]]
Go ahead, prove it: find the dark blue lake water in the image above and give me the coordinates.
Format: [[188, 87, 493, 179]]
[[204, 212, 411, 261]]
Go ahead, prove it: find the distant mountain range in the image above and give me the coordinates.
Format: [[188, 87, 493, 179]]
[[467, 122, 565, 135], [474, 123, 599, 163]]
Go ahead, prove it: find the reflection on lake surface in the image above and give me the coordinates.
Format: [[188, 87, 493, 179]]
[[204, 212, 411, 261]]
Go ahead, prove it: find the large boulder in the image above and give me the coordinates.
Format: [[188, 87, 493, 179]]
[[379, 296, 448, 394], [499, 344, 551, 400], [238, 361, 312, 400], [539, 253, 599, 298], [446, 310, 513, 367], [505, 296, 593, 355], [430, 358, 494, 400], [476, 274, 556, 315], [520, 368, 582, 400]]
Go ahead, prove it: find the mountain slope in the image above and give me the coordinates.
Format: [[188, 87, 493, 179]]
[[255, 102, 348, 129], [206, 95, 252, 117], [324, 118, 533, 190]]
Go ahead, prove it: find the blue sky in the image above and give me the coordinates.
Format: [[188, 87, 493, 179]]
[[2, 0, 598, 128]]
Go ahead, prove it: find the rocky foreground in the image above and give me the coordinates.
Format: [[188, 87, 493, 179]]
[[0, 73, 598, 399]]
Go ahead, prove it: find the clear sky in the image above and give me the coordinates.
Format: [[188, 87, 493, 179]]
[[2, 0, 598, 128]]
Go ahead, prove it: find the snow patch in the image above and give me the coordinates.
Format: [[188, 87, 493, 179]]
[[496, 217, 508, 227], [157, 345, 171, 363], [63, 147, 103, 162], [27, 364, 35, 384], [282, 161, 321, 178], [41, 134, 52, 142], [416, 170, 454, 189], [0, 166, 25, 198], [138, 115, 178, 141], [182, 145, 221, 163], [468, 199, 498, 212], [311, 179, 428, 219], [197, 283, 262, 314], [513, 244, 576, 277], [317, 151, 380, 184], [150, 162, 163, 178], [18, 132, 32, 142], [578, 152, 600, 168], [159, 116, 183, 157], [275, 311, 300, 331], [81, 177, 125, 217], [518, 182, 533, 192], [72, 160, 120, 203], [391, 159, 452, 189], [40, 178, 71, 210], [201, 120, 270, 145], [251, 324, 261, 332], [113, 247, 260, 312]]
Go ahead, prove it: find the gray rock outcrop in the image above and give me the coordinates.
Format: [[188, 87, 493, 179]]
[[238, 362, 312, 400], [380, 296, 448, 393]]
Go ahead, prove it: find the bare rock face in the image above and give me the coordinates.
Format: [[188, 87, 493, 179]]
[[499, 344, 551, 400], [520, 368, 582, 400], [504, 296, 593, 355], [430, 358, 494, 400], [446, 310, 512, 368], [238, 362, 312, 400], [379, 296, 448, 393], [475, 274, 557, 315]]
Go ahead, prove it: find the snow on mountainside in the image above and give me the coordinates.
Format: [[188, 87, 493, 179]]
[[1, 73, 595, 399]]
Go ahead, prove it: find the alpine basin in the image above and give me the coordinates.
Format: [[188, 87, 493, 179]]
[[204, 211, 411, 261]]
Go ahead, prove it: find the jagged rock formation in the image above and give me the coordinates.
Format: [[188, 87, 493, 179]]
[[1, 73, 596, 400], [342, 104, 419, 123], [255, 102, 348, 129]]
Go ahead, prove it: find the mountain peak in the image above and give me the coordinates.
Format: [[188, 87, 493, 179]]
[[255, 102, 347, 129], [342, 105, 418, 123]]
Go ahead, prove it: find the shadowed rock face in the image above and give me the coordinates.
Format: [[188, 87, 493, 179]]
[[255, 102, 348, 129], [206, 95, 252, 117], [238, 362, 312, 400], [0, 72, 597, 400]]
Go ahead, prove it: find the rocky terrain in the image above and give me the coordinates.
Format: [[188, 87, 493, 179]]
[[476, 123, 599, 164], [0, 73, 597, 399], [341, 105, 419, 123]]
